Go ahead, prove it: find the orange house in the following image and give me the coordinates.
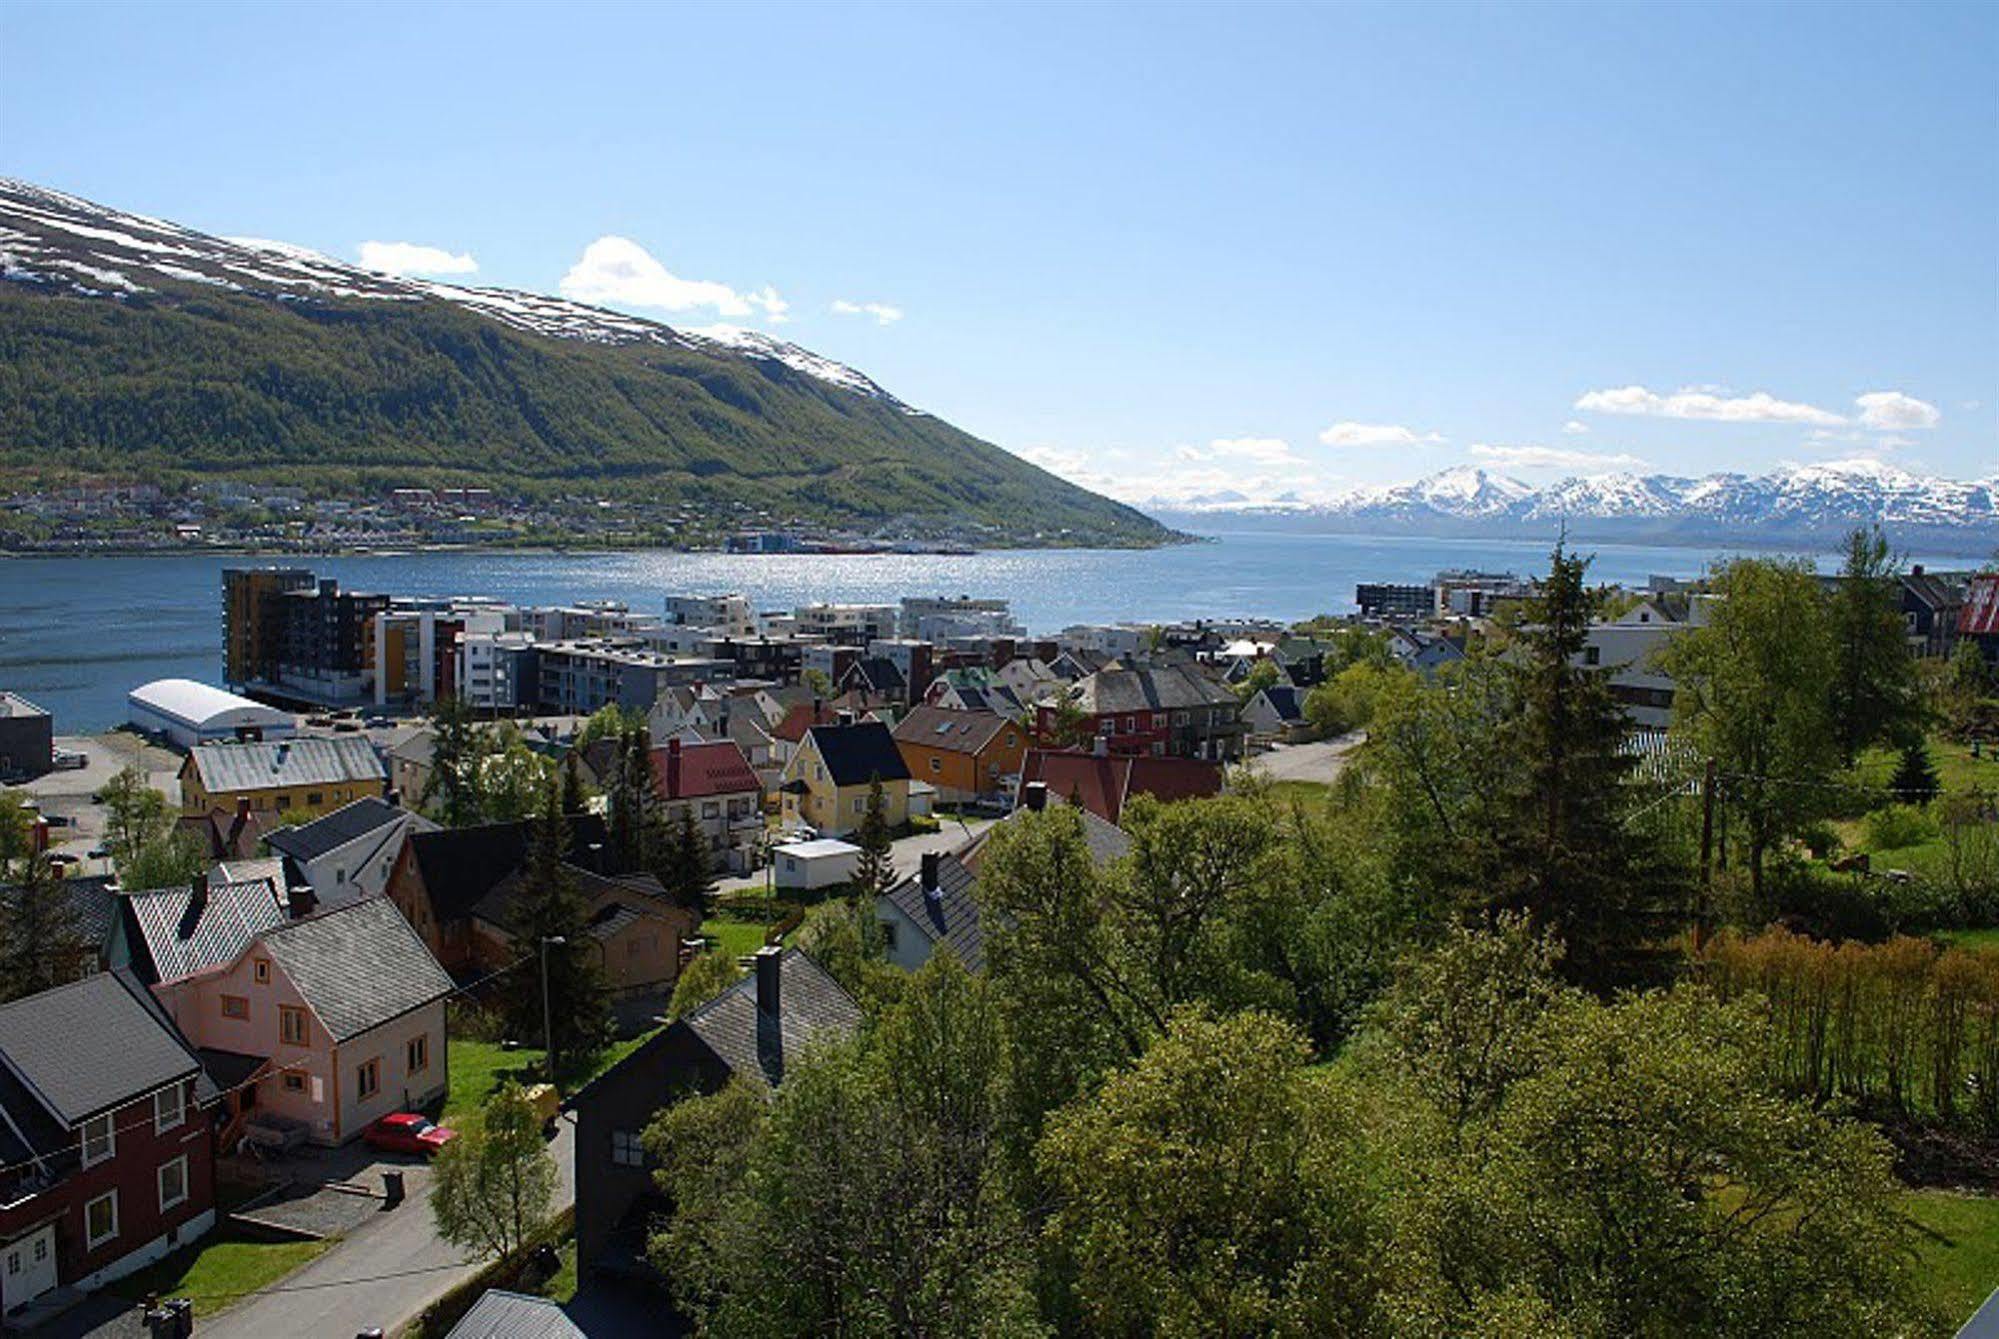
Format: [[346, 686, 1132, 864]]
[[892, 705, 1026, 804]]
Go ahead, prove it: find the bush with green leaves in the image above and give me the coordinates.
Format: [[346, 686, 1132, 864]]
[[1862, 803, 1939, 853]]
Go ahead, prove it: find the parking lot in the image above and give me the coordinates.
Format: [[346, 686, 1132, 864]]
[[8, 730, 182, 868]]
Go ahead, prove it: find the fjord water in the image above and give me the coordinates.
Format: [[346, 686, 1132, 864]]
[[0, 530, 1957, 732]]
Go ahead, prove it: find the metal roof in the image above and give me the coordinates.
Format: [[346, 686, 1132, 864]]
[[266, 797, 411, 864], [126, 877, 286, 983], [128, 678, 290, 730], [261, 898, 453, 1042], [880, 855, 985, 971], [186, 736, 385, 795], [445, 1289, 585, 1339], [0, 972, 201, 1124]]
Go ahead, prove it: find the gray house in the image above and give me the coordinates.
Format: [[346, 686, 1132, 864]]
[[877, 852, 984, 973]]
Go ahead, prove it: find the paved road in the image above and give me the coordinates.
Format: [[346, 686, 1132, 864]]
[[711, 818, 995, 896], [1239, 732, 1366, 786], [202, 1116, 577, 1339]]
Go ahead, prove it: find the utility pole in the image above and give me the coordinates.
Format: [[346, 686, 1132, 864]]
[[540, 934, 566, 1084]]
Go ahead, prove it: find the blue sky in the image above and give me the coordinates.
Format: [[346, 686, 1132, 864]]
[[4, 0, 1994, 504]]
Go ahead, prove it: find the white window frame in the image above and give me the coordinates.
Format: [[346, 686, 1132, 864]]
[[84, 1190, 118, 1248], [158, 1155, 189, 1212], [154, 1085, 185, 1134], [357, 1058, 381, 1100], [81, 1113, 115, 1168]]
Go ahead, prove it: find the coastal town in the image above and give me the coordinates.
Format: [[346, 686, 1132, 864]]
[[3, 553, 1999, 1336]]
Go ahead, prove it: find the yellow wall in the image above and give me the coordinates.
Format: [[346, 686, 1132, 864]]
[[180, 762, 386, 820]]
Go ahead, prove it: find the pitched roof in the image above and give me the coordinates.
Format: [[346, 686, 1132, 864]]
[[0, 874, 121, 950], [680, 949, 862, 1087], [1017, 749, 1224, 824], [772, 701, 840, 744], [805, 721, 912, 787], [840, 657, 906, 693], [892, 705, 1015, 757], [445, 1289, 585, 1339], [1257, 685, 1306, 723], [1962, 574, 1999, 637], [177, 805, 281, 860], [0, 971, 202, 1124], [186, 736, 384, 795], [125, 877, 286, 983], [261, 898, 453, 1042], [266, 797, 413, 864], [404, 815, 613, 923], [473, 864, 678, 935], [879, 855, 985, 971], [1068, 665, 1238, 715], [650, 740, 760, 800]]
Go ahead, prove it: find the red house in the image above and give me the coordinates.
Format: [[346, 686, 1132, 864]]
[[1035, 665, 1246, 762], [0, 972, 217, 1319], [1016, 748, 1224, 825]]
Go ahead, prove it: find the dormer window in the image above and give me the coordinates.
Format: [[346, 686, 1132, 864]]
[[253, 959, 271, 985]]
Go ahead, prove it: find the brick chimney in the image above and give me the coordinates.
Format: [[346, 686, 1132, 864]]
[[920, 851, 942, 897], [287, 884, 317, 919], [666, 736, 683, 799], [189, 872, 208, 914], [754, 944, 782, 1018]]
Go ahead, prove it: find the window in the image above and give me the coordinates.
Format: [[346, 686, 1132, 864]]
[[221, 995, 249, 1020], [930, 757, 942, 773], [853, 797, 865, 815], [154, 1085, 185, 1134], [253, 959, 271, 985], [306, 792, 323, 807], [334, 867, 346, 885], [279, 1006, 308, 1046], [282, 1072, 306, 1093], [611, 1130, 646, 1167], [407, 1034, 429, 1075], [158, 1156, 188, 1212], [84, 1191, 118, 1248], [881, 920, 899, 951], [357, 1059, 380, 1100], [1584, 646, 1602, 666], [82, 1114, 114, 1167], [702, 801, 720, 818]]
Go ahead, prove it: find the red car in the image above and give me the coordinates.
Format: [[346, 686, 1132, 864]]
[[363, 1112, 458, 1157]]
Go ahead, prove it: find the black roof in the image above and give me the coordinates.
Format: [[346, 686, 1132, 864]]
[[472, 865, 676, 935], [407, 814, 614, 923], [680, 949, 862, 1087], [0, 874, 120, 950], [0, 970, 205, 1126], [1259, 685, 1306, 722], [261, 898, 453, 1042], [266, 796, 414, 864], [805, 720, 912, 787], [879, 854, 985, 972]]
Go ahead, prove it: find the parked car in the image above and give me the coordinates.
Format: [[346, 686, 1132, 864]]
[[45, 852, 79, 868], [50, 750, 87, 771], [87, 844, 111, 859], [363, 1112, 458, 1157]]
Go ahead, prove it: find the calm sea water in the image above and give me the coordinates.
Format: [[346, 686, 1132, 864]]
[[0, 530, 1954, 732]]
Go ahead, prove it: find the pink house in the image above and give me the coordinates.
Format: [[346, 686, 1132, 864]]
[[151, 899, 453, 1147]]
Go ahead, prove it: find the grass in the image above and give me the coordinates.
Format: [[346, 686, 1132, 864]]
[[706, 917, 774, 959], [111, 1229, 331, 1317], [540, 1237, 579, 1304], [444, 1030, 658, 1131], [1907, 1188, 1999, 1327], [1942, 927, 1999, 952], [1264, 779, 1334, 812]]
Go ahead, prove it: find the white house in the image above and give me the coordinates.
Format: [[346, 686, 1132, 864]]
[[771, 838, 862, 891]]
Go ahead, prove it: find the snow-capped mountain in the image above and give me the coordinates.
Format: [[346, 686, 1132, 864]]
[[0, 178, 908, 408], [1148, 461, 1999, 553]]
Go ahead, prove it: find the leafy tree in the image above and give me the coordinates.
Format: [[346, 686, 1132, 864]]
[[852, 775, 895, 900], [474, 730, 554, 824], [1303, 660, 1405, 737], [0, 854, 90, 1001], [668, 948, 744, 1020], [577, 703, 646, 747], [802, 668, 834, 699], [1662, 557, 1839, 907], [99, 764, 173, 864], [0, 790, 33, 879], [1040, 685, 1096, 750], [498, 782, 612, 1073], [1888, 739, 1941, 805], [430, 1081, 558, 1259], [1232, 657, 1282, 701], [118, 827, 207, 891], [1829, 526, 1920, 761], [423, 694, 486, 828]]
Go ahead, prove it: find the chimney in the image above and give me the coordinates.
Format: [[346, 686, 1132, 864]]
[[666, 736, 683, 799], [754, 944, 782, 1017], [811, 695, 822, 721], [189, 872, 209, 913], [1912, 563, 1925, 577], [920, 851, 942, 896], [836, 709, 855, 727], [287, 884, 317, 919], [384, 788, 401, 809], [1022, 781, 1048, 813]]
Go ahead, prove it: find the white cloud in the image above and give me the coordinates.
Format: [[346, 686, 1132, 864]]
[[558, 236, 784, 320], [830, 299, 904, 326], [1562, 420, 1589, 436], [1317, 421, 1445, 448], [1176, 436, 1305, 466], [1017, 442, 1330, 508], [356, 240, 478, 276], [1854, 390, 1940, 431], [1574, 384, 1844, 426], [1469, 443, 1649, 472]]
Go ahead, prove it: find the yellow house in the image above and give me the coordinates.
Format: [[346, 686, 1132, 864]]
[[180, 736, 388, 821], [779, 719, 911, 838]]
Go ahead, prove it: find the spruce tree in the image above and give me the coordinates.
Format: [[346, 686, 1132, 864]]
[[560, 749, 588, 815], [1482, 541, 1686, 991], [1829, 526, 1918, 762], [423, 694, 486, 827], [660, 808, 715, 911], [501, 781, 611, 1077], [1889, 739, 1941, 805], [1, 855, 88, 1002], [853, 774, 895, 900]]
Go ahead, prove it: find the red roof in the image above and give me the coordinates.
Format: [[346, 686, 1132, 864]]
[[1017, 749, 1223, 824], [650, 740, 760, 801], [1961, 574, 1999, 637], [772, 702, 839, 744]]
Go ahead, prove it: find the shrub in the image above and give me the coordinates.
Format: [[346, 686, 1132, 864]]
[[1863, 803, 1939, 852]]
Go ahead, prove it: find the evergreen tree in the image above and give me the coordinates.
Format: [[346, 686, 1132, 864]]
[[609, 727, 667, 873], [560, 748, 588, 815], [500, 782, 612, 1076], [1, 854, 89, 1002], [423, 694, 486, 827], [658, 807, 715, 911], [1829, 526, 1919, 761], [1481, 541, 1686, 990], [1889, 739, 1941, 805], [853, 775, 895, 899]]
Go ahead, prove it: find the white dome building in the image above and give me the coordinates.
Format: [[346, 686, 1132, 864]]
[[127, 678, 296, 750]]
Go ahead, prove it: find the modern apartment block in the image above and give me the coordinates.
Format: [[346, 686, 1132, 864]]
[[794, 603, 897, 645], [535, 641, 732, 716], [222, 567, 314, 688], [898, 596, 1023, 641]]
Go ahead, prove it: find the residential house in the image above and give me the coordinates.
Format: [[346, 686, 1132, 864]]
[[1578, 623, 1683, 731], [266, 797, 434, 911], [778, 718, 912, 837], [0, 876, 121, 981], [1962, 574, 1999, 667], [1900, 567, 1969, 658], [1017, 748, 1224, 825], [649, 738, 765, 872], [1038, 665, 1245, 762], [891, 705, 1027, 804], [768, 700, 840, 770], [174, 800, 280, 864], [178, 737, 386, 821], [876, 851, 983, 973], [923, 669, 1025, 717], [112, 873, 295, 985], [0, 692, 53, 779], [470, 866, 698, 998], [151, 898, 453, 1146], [445, 1290, 586, 1339], [571, 947, 861, 1276], [837, 656, 907, 705], [385, 727, 435, 807], [383, 815, 614, 974], [0, 973, 217, 1317], [1242, 685, 1311, 742]]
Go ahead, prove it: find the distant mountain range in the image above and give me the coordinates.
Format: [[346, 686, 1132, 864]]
[[0, 178, 1173, 547], [1145, 462, 1999, 555]]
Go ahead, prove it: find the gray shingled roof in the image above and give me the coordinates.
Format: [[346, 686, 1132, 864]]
[[126, 877, 286, 983], [683, 949, 861, 1088], [0, 971, 201, 1123], [266, 797, 412, 864], [1071, 665, 1238, 714], [261, 898, 453, 1042], [187, 736, 384, 795], [880, 855, 985, 972], [445, 1289, 584, 1339], [892, 705, 1017, 757], [958, 803, 1132, 872]]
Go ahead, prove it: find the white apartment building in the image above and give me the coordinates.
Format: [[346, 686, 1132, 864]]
[[794, 603, 897, 644], [898, 596, 1023, 640], [664, 593, 757, 637]]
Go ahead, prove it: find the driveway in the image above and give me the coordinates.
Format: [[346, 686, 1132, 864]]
[[1240, 732, 1366, 786], [711, 818, 995, 897], [199, 1115, 577, 1339], [11, 731, 179, 869]]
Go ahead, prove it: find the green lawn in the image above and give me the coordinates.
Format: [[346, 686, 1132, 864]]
[[1908, 1189, 1999, 1327], [111, 1230, 330, 1317], [1942, 927, 1999, 952], [444, 1031, 658, 1130], [1264, 779, 1334, 812], [706, 917, 773, 959]]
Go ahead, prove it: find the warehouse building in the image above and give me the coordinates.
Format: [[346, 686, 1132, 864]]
[[127, 678, 296, 750]]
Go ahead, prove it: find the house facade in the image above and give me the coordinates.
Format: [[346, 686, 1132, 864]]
[[265, 797, 431, 910], [1037, 666, 1245, 762], [778, 719, 911, 837], [891, 705, 1027, 804], [179, 736, 387, 821], [469, 866, 699, 999]]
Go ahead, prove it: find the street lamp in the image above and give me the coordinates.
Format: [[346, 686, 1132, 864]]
[[539, 935, 566, 1084]]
